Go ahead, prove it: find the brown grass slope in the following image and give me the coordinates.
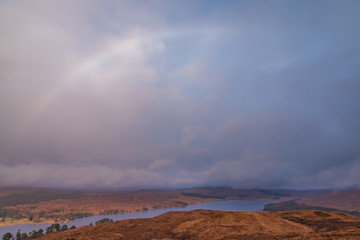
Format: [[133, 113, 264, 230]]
[[298, 189, 360, 212], [38, 209, 360, 240]]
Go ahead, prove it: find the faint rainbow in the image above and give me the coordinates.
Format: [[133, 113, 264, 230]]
[[16, 33, 162, 134], [14, 87, 62, 138], [17, 41, 122, 132]]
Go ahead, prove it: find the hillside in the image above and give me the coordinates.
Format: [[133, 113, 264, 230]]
[[297, 189, 360, 212], [36, 209, 360, 240], [264, 189, 360, 218]]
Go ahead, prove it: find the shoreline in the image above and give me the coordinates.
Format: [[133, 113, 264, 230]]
[[0, 198, 221, 227], [0, 218, 57, 227], [0, 199, 273, 228]]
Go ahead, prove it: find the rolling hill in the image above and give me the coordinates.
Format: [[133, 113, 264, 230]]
[[36, 209, 360, 240]]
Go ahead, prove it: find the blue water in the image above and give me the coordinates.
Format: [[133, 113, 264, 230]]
[[0, 200, 275, 237]]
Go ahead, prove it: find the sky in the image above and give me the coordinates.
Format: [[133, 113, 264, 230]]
[[0, 0, 360, 190]]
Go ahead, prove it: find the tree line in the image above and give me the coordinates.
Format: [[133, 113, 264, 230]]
[[2, 217, 115, 240], [2, 223, 76, 240]]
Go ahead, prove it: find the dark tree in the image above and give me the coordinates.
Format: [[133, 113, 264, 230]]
[[95, 218, 114, 225], [30, 230, 37, 238], [16, 230, 21, 240], [46, 226, 53, 234], [20, 233, 28, 239], [70, 225, 76, 229], [53, 223, 60, 232], [37, 229, 44, 237], [60, 224, 68, 231], [2, 232, 12, 240]]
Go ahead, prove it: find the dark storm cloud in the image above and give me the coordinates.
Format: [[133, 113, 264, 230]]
[[0, 0, 359, 189]]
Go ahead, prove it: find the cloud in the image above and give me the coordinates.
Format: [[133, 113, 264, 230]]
[[0, 0, 360, 189], [0, 163, 166, 189], [286, 159, 360, 189]]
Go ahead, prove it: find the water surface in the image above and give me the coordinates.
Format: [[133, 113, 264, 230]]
[[0, 200, 275, 237]]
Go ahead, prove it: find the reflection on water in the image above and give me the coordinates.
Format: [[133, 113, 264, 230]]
[[0, 200, 276, 236]]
